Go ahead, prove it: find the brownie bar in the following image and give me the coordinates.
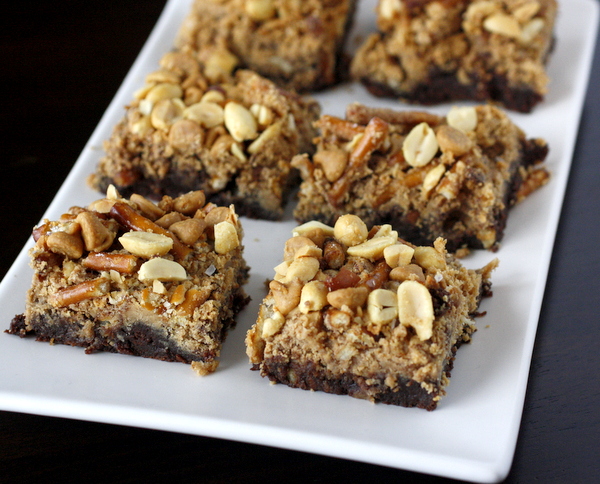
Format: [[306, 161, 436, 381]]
[[350, 0, 557, 113], [8, 188, 250, 375], [88, 49, 320, 220], [176, 0, 358, 92], [292, 102, 549, 252], [246, 216, 497, 410]]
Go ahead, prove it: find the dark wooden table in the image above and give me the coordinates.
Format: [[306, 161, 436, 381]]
[[1, 2, 599, 482]]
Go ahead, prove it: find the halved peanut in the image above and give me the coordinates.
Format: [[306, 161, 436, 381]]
[[129, 194, 165, 221], [298, 280, 328, 314], [314, 148, 349, 183], [214, 221, 240, 254], [119, 231, 173, 258], [483, 13, 521, 38], [347, 235, 397, 261], [422, 163, 446, 197], [292, 221, 335, 238], [436, 125, 473, 157], [383, 243, 414, 268], [389, 264, 425, 283], [397, 280, 434, 341], [224, 102, 258, 142], [138, 257, 187, 282], [261, 310, 285, 338], [402, 122, 439, 167], [173, 191, 206, 215], [367, 288, 398, 325], [269, 279, 302, 316], [183, 101, 224, 129], [413, 246, 446, 272], [327, 286, 369, 310], [284, 256, 320, 283], [245, 0, 276, 21], [284, 236, 319, 261], [446, 106, 478, 133]]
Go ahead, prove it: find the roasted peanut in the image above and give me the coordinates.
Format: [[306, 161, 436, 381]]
[[119, 231, 173, 258], [436, 125, 473, 157], [327, 286, 369, 310], [314, 148, 348, 183], [76, 211, 115, 252], [214, 221, 240, 254], [403, 122, 439, 167], [173, 191, 206, 215], [224, 102, 258, 142], [334, 214, 368, 247], [46, 231, 84, 259], [298, 280, 328, 314], [269, 279, 302, 316], [129, 194, 165, 221], [446, 106, 477, 132], [383, 243, 414, 268], [138, 257, 187, 282], [169, 218, 207, 245], [397, 280, 434, 341]]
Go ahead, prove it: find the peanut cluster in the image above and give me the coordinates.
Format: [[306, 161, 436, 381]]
[[32, 187, 241, 310], [294, 105, 479, 208], [129, 51, 291, 175], [261, 214, 452, 342]]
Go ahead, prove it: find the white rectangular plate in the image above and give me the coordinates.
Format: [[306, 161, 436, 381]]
[[1, 1, 598, 482]]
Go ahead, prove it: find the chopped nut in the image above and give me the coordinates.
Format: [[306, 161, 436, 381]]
[[520, 18, 545, 44], [269, 279, 302, 316], [284, 236, 320, 261], [262, 310, 285, 338], [483, 13, 522, 39], [138, 257, 187, 282], [76, 211, 115, 252], [446, 106, 478, 132], [334, 214, 368, 247], [151, 98, 184, 131], [169, 218, 207, 245], [327, 286, 369, 310], [298, 280, 328, 314], [119, 231, 173, 258], [436, 125, 473, 157], [397, 280, 434, 341], [379, 0, 401, 19], [247, 122, 281, 154], [183, 101, 224, 129], [224, 102, 258, 142], [204, 47, 238, 82], [293, 221, 335, 239], [367, 288, 398, 326], [383, 243, 414, 268], [324, 308, 352, 331], [168, 119, 203, 151], [413, 246, 446, 272], [230, 142, 247, 162], [173, 190, 206, 215], [347, 235, 397, 261], [314, 148, 349, 183], [154, 211, 186, 229], [389, 264, 426, 283], [129, 194, 165, 221], [249, 103, 274, 127], [284, 256, 320, 283], [422, 163, 446, 197], [214, 221, 240, 254], [402, 122, 439, 167], [245, 0, 276, 21], [46, 231, 84, 259]]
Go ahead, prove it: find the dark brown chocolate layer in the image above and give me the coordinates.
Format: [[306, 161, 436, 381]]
[[254, 350, 459, 411]]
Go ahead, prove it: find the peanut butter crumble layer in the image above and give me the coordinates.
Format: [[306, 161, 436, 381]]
[[8, 188, 250, 375], [88, 49, 320, 220], [246, 216, 497, 410], [292, 102, 549, 252], [176, 0, 358, 92], [350, 0, 558, 113]]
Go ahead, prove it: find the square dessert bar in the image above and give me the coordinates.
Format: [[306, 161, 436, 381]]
[[175, 0, 357, 92], [88, 49, 320, 220], [350, 0, 558, 113], [8, 189, 250, 375], [292, 102, 549, 252], [246, 215, 497, 410]]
